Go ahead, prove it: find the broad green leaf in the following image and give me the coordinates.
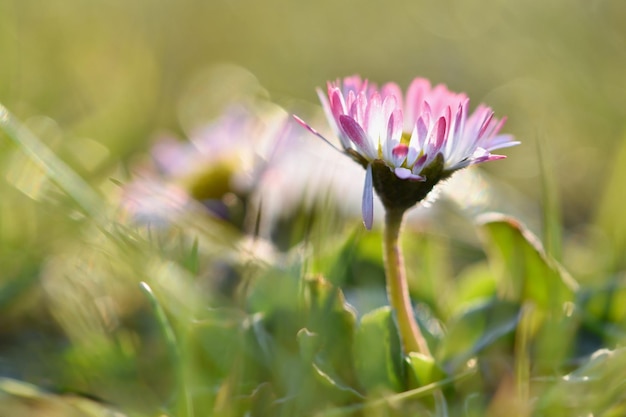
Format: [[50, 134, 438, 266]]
[[303, 274, 349, 314], [300, 277, 359, 400], [478, 213, 578, 312], [310, 362, 365, 401], [301, 275, 357, 366], [302, 275, 357, 332], [297, 328, 321, 363], [297, 328, 364, 402], [354, 306, 404, 393]]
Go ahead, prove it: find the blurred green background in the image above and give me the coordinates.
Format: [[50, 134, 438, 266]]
[[2, 0, 625, 225], [1, 0, 626, 415]]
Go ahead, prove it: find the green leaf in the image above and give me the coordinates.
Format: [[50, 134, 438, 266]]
[[406, 352, 446, 387], [302, 275, 357, 332], [297, 328, 321, 363], [300, 277, 360, 402], [354, 306, 404, 393], [478, 213, 578, 312], [297, 328, 364, 401], [301, 276, 357, 370], [310, 362, 365, 401]]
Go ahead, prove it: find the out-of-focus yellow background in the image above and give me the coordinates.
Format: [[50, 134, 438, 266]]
[[2, 0, 625, 228]]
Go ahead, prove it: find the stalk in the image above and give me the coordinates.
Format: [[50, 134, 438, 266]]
[[383, 208, 431, 356]]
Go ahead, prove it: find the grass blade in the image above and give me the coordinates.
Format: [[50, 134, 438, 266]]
[[139, 281, 193, 417], [0, 103, 105, 223]]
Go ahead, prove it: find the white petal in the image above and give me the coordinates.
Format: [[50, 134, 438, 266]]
[[395, 167, 425, 181], [362, 164, 374, 230], [394, 167, 413, 179], [406, 125, 420, 167]]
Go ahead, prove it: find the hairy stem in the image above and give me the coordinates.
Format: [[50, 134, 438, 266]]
[[383, 208, 431, 356]]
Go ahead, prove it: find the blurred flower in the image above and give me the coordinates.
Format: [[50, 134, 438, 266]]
[[295, 75, 519, 229], [120, 96, 371, 242], [152, 103, 286, 201], [119, 103, 288, 229]]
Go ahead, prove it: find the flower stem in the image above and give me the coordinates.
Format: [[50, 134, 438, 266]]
[[383, 208, 431, 356]]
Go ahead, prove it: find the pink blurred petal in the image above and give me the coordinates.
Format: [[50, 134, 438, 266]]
[[382, 82, 403, 110], [405, 78, 430, 120]]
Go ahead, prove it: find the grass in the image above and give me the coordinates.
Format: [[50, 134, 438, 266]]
[[1, 95, 626, 416]]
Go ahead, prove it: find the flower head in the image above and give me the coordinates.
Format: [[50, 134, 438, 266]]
[[294, 75, 519, 229], [152, 104, 286, 200], [119, 103, 288, 229]]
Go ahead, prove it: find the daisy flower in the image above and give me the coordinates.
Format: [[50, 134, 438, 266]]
[[294, 75, 519, 229]]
